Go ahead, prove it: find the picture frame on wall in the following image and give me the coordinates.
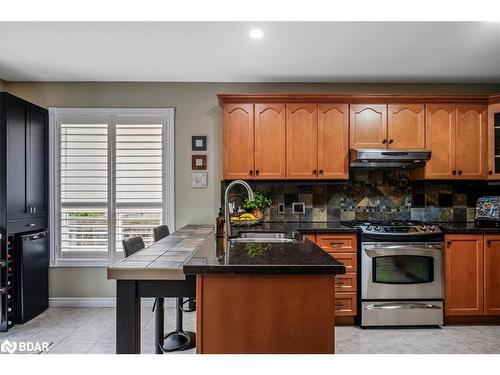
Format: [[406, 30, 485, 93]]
[[191, 171, 207, 188], [192, 135, 207, 151], [192, 154, 207, 170]]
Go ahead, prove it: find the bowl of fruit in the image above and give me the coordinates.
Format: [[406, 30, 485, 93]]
[[230, 212, 262, 227]]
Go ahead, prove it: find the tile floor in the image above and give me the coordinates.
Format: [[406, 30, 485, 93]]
[[1, 307, 499, 354]]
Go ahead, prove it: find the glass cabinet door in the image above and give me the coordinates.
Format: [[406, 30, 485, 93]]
[[489, 103, 500, 179]]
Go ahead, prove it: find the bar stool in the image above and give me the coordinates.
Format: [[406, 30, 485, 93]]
[[153, 225, 196, 352]]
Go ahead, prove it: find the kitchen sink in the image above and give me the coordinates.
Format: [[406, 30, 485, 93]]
[[229, 231, 295, 243]]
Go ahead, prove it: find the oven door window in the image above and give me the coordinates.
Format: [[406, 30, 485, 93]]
[[372, 255, 434, 284]]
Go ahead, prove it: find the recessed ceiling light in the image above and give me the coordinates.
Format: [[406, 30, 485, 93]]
[[249, 28, 264, 39]]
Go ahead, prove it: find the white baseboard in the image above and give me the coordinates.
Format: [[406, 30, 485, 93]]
[[49, 297, 177, 308]]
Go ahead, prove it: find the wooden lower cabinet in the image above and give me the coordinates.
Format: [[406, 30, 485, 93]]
[[445, 234, 500, 320], [484, 235, 500, 315], [310, 233, 358, 322], [445, 234, 484, 316], [195, 274, 335, 354]]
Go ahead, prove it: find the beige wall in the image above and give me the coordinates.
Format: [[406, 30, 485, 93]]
[[3, 81, 499, 299], [0, 79, 5, 90]]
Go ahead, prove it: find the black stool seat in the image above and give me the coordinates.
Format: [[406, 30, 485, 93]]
[[153, 225, 195, 353]]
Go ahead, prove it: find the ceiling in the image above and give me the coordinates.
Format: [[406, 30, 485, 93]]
[[0, 22, 499, 82]]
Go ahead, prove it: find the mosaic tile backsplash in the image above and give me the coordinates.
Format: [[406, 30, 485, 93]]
[[223, 170, 499, 223]]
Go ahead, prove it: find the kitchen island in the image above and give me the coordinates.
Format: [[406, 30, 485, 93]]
[[107, 225, 345, 354]]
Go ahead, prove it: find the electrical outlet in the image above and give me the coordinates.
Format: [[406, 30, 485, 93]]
[[292, 202, 305, 215], [277, 203, 285, 215]]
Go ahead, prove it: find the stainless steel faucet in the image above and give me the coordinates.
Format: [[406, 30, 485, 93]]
[[224, 180, 255, 238]]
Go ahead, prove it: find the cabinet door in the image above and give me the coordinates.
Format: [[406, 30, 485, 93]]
[[286, 104, 318, 179], [27, 105, 48, 217], [254, 104, 285, 179], [484, 235, 500, 316], [387, 104, 425, 149], [6, 98, 29, 220], [445, 235, 484, 316], [424, 104, 456, 179], [349, 104, 387, 149], [455, 105, 487, 180], [318, 104, 349, 179], [222, 104, 254, 180], [487, 103, 500, 179]]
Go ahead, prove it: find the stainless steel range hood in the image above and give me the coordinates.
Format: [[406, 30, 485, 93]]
[[350, 149, 431, 169]]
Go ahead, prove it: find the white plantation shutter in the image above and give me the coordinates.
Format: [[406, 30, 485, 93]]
[[50, 109, 174, 265]]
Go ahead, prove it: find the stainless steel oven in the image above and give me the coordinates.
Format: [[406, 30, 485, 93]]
[[360, 241, 444, 326], [361, 242, 443, 300]]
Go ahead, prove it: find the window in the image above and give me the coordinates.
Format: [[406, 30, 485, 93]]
[[49, 108, 174, 266]]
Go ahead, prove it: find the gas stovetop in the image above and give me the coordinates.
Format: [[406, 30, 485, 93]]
[[341, 220, 443, 236]]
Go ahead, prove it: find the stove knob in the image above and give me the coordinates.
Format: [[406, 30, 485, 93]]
[[421, 225, 427, 231], [429, 225, 435, 231], [366, 226, 372, 231], [374, 226, 381, 231]]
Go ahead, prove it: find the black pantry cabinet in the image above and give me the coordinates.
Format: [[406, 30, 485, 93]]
[[0, 92, 49, 332]]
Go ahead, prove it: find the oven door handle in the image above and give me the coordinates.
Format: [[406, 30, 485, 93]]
[[364, 245, 442, 257], [364, 303, 442, 310]]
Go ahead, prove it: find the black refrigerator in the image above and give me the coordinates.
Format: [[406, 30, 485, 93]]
[[15, 231, 49, 323]]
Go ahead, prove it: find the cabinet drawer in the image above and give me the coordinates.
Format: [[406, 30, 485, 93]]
[[334, 273, 357, 292], [334, 292, 357, 316], [7, 217, 47, 234], [316, 234, 357, 253], [328, 252, 357, 272]]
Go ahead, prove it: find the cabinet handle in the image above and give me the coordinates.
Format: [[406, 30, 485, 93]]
[[330, 241, 344, 247], [249, 170, 253, 176], [452, 170, 456, 175], [486, 240, 492, 247], [382, 139, 388, 144], [319, 170, 324, 175], [458, 170, 462, 175], [489, 170, 493, 176], [27, 223, 36, 227], [312, 170, 317, 175], [335, 303, 344, 308], [33, 206, 37, 214], [388, 139, 394, 144], [447, 241, 452, 247], [334, 279, 345, 286], [255, 170, 260, 176]]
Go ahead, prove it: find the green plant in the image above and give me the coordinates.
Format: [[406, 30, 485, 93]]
[[245, 242, 271, 257], [243, 192, 272, 211]]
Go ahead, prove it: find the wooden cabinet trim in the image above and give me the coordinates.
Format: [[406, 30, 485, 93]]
[[218, 94, 491, 105]]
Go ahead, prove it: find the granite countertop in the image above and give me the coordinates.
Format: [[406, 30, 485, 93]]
[[108, 224, 346, 280], [437, 222, 500, 234], [183, 231, 346, 275]]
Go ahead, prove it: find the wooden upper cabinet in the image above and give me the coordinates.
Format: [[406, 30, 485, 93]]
[[445, 234, 484, 316], [484, 235, 500, 316], [318, 104, 349, 179], [254, 104, 286, 179], [387, 104, 425, 149], [487, 103, 500, 179], [286, 104, 318, 179], [424, 104, 456, 179], [222, 104, 254, 180], [455, 105, 487, 180], [349, 104, 387, 149]]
